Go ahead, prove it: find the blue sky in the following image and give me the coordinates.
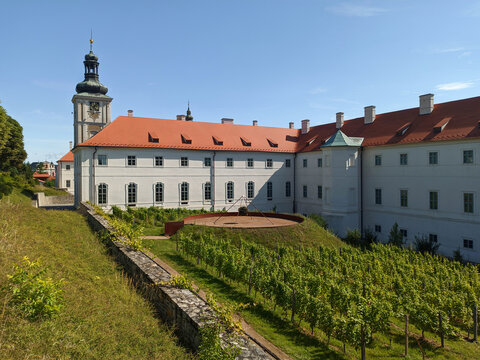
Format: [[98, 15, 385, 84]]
[[1, 0, 480, 162]]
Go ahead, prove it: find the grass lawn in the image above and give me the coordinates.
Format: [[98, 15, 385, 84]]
[[0, 190, 193, 360], [145, 234, 480, 360]]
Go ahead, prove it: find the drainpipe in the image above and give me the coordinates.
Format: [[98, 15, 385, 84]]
[[92, 147, 97, 204], [360, 146, 364, 235], [293, 153, 297, 213], [212, 151, 216, 211]]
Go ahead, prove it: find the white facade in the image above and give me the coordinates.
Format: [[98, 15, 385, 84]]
[[56, 160, 74, 194], [74, 147, 295, 213]]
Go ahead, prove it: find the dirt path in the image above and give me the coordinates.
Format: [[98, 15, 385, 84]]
[[144, 249, 293, 360]]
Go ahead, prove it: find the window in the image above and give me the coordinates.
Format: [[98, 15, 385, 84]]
[[464, 192, 474, 213], [155, 156, 163, 167], [204, 157, 211, 167], [127, 155, 136, 166], [65, 180, 71, 187], [429, 234, 438, 243], [318, 158, 323, 167], [155, 183, 164, 202], [285, 159, 291, 168], [285, 181, 291, 197], [303, 185, 308, 198], [180, 182, 189, 203], [267, 182, 273, 200], [247, 158, 254, 168], [247, 181, 254, 199], [204, 182, 211, 201], [400, 153, 408, 165], [226, 158, 233, 167], [400, 229, 408, 239], [317, 185, 323, 199], [375, 188, 382, 205], [464, 239, 474, 249], [98, 183, 107, 205], [429, 191, 438, 210], [66, 164, 71, 170], [463, 150, 474, 164], [266, 159, 273, 168], [375, 225, 381, 233], [127, 183, 137, 205], [375, 155, 382, 166], [303, 159, 308, 168], [400, 190, 408, 207], [429, 152, 438, 165], [181, 157, 188, 167], [98, 155, 107, 166], [226, 182, 234, 201]]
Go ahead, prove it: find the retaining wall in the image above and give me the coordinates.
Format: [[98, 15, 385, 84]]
[[79, 202, 275, 360]]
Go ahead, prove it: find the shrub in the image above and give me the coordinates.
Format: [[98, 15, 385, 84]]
[[344, 229, 362, 247], [387, 222, 403, 247], [414, 234, 440, 255], [238, 206, 248, 216], [109, 217, 144, 251], [3, 257, 64, 320], [308, 214, 328, 229], [0, 173, 14, 199], [453, 248, 464, 263], [197, 324, 240, 360]]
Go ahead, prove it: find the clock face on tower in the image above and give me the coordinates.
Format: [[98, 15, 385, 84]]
[[89, 102, 100, 112]]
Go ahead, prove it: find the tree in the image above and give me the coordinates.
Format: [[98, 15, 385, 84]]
[[0, 104, 27, 172], [414, 234, 440, 255], [388, 222, 404, 247]]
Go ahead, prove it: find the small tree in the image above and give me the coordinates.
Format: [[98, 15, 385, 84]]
[[36, 162, 46, 174], [388, 222, 403, 247], [453, 248, 464, 263], [414, 234, 440, 255]]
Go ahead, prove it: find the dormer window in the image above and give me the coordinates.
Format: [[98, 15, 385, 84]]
[[433, 118, 450, 133], [396, 124, 410, 136], [148, 132, 159, 143], [241, 137, 251, 146], [306, 136, 317, 146], [181, 134, 192, 144], [213, 136, 223, 146], [267, 138, 278, 148]]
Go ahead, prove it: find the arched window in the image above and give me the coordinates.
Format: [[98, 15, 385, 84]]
[[155, 183, 164, 203], [226, 181, 234, 201], [128, 183, 137, 205], [247, 181, 254, 199], [204, 182, 212, 201], [181, 182, 189, 204], [98, 183, 107, 205]]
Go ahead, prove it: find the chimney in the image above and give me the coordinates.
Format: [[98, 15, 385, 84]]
[[364, 106, 375, 124], [419, 93, 434, 115], [176, 115, 186, 121], [336, 112, 344, 129], [221, 118, 234, 124], [252, 120, 258, 126], [127, 110, 133, 117], [301, 119, 310, 134], [69, 141, 73, 150], [289, 122, 294, 129]]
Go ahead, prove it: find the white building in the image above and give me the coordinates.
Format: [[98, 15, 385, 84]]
[[56, 149, 74, 194], [71, 47, 480, 262]]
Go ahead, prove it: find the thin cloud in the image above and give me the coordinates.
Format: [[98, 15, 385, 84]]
[[434, 47, 465, 54], [309, 87, 327, 95], [327, 3, 387, 17], [436, 81, 474, 91]]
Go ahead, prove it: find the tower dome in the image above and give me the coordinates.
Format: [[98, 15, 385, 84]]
[[75, 44, 108, 95]]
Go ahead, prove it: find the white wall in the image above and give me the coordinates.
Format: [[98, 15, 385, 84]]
[[363, 140, 480, 261], [74, 147, 294, 212], [56, 161, 74, 194]]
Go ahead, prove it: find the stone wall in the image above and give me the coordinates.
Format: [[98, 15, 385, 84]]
[[35, 192, 74, 207], [79, 202, 276, 359]]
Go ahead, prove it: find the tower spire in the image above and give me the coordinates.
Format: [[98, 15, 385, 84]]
[[90, 29, 93, 51], [186, 101, 193, 121]]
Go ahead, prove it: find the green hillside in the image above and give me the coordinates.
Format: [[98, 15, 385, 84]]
[[0, 190, 192, 360]]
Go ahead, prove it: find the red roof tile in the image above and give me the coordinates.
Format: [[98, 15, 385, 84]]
[[58, 151, 74, 162], [78, 96, 480, 153]]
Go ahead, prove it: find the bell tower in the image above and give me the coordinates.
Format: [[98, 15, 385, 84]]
[[72, 38, 112, 147]]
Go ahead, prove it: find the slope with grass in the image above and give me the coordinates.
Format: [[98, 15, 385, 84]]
[[178, 217, 345, 250], [0, 190, 192, 360]]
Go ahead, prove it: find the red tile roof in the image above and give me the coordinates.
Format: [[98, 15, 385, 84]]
[[58, 151, 74, 162], [33, 172, 55, 181], [78, 96, 480, 153]]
